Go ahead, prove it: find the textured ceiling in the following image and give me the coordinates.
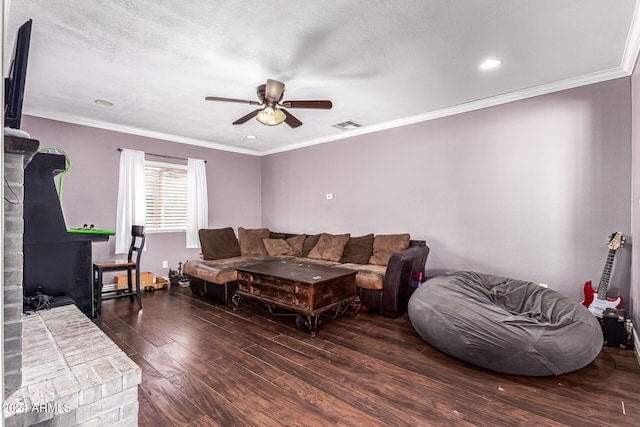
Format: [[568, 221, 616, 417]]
[[5, 0, 640, 155]]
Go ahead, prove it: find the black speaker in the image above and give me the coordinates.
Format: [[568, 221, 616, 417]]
[[600, 308, 627, 349]]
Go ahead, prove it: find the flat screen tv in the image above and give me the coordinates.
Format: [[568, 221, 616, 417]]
[[4, 19, 32, 130]]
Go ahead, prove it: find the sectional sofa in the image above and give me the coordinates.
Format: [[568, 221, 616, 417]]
[[183, 227, 430, 318]]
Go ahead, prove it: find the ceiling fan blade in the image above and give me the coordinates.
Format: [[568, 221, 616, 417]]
[[205, 96, 262, 106], [232, 109, 262, 125], [280, 100, 332, 109], [265, 79, 285, 102], [279, 108, 302, 128]]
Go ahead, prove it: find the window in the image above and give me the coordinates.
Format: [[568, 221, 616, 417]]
[[145, 161, 188, 232]]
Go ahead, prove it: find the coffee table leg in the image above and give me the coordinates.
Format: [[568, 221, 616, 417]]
[[295, 315, 321, 337], [232, 293, 243, 309], [306, 316, 322, 337], [310, 316, 319, 337]]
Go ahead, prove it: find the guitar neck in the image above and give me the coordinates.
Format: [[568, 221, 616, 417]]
[[597, 249, 617, 300]]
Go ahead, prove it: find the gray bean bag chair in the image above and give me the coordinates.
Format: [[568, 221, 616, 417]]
[[408, 271, 603, 376]]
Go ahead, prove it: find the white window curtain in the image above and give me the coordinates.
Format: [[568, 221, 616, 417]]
[[115, 149, 146, 254], [186, 158, 208, 248]]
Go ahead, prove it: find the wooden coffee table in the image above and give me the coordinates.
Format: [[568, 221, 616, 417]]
[[234, 258, 358, 336]]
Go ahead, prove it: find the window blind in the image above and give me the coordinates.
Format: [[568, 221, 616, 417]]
[[145, 161, 188, 232]]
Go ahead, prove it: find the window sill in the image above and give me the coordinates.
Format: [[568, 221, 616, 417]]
[[145, 229, 186, 234]]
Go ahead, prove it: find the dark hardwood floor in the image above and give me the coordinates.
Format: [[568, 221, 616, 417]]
[[99, 286, 640, 426]]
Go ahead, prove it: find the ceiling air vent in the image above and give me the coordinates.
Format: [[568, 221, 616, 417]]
[[332, 120, 362, 131]]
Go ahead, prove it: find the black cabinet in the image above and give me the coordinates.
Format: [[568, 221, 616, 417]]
[[23, 152, 110, 318]]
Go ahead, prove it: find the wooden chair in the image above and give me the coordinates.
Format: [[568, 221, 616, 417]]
[[93, 225, 145, 318]]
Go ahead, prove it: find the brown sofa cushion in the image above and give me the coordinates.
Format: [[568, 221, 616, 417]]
[[369, 233, 410, 265], [286, 234, 306, 257], [339, 263, 387, 290], [301, 234, 321, 257], [262, 234, 306, 257], [199, 228, 241, 260], [340, 234, 374, 264], [238, 227, 270, 256], [262, 238, 295, 256], [184, 256, 264, 284], [308, 233, 351, 262]]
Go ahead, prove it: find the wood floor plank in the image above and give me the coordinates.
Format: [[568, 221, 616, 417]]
[[118, 331, 188, 379], [167, 372, 251, 426], [271, 333, 338, 359], [187, 313, 257, 350], [99, 304, 135, 334], [137, 387, 177, 427], [98, 286, 640, 427], [98, 322, 137, 356], [157, 340, 223, 365], [271, 372, 389, 427], [317, 337, 585, 425], [234, 386, 339, 427], [242, 337, 315, 367], [244, 338, 467, 425], [306, 349, 495, 425], [186, 415, 225, 427], [129, 352, 205, 426], [171, 322, 287, 383], [130, 322, 175, 347]]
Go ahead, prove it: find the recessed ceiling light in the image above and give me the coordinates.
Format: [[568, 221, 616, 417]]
[[479, 59, 502, 70], [246, 135, 257, 139], [94, 99, 114, 106]]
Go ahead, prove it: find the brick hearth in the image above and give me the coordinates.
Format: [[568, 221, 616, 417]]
[[3, 305, 141, 427]]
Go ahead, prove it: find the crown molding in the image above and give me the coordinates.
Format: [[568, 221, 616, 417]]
[[23, 109, 262, 156], [622, 0, 640, 73], [260, 66, 631, 156]]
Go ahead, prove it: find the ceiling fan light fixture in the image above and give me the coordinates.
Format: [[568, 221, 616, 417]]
[[256, 106, 286, 126], [206, 78, 330, 128], [265, 79, 285, 102]]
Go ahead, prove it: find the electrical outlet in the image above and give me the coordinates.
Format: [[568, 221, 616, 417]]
[[162, 260, 168, 269]]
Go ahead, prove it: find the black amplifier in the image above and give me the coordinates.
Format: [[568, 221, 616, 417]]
[[600, 308, 628, 349]]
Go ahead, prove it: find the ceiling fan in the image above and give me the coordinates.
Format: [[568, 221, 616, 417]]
[[205, 79, 332, 128]]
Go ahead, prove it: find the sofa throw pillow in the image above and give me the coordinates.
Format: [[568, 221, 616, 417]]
[[262, 238, 295, 256], [340, 234, 374, 264], [301, 234, 321, 257], [238, 227, 270, 256], [199, 227, 241, 260], [286, 234, 306, 257], [369, 233, 411, 266], [307, 233, 351, 262]]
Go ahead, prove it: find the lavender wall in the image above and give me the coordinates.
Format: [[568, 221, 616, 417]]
[[631, 60, 640, 335], [262, 78, 632, 302], [20, 116, 262, 279]]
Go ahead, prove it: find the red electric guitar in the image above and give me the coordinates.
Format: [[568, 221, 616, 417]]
[[581, 232, 624, 317]]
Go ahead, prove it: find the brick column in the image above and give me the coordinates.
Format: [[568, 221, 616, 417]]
[[3, 136, 39, 398]]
